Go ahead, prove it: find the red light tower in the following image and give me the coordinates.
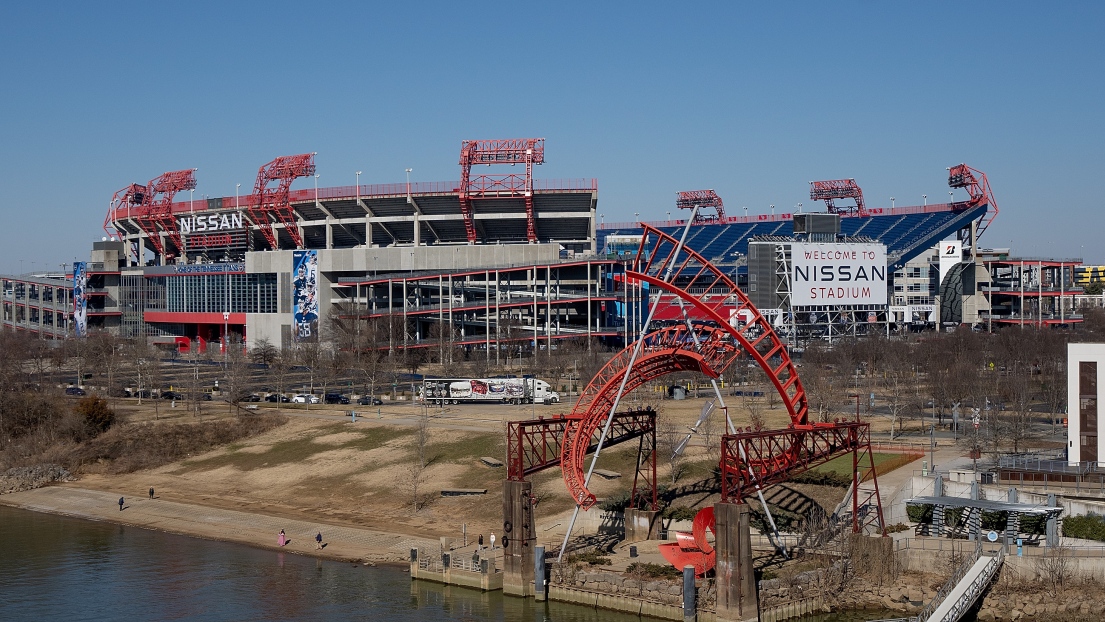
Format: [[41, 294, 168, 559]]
[[146, 169, 198, 257], [246, 153, 316, 250], [809, 178, 867, 217], [948, 163, 998, 237], [107, 182, 148, 250], [676, 189, 724, 222], [459, 138, 544, 243], [110, 169, 197, 259]]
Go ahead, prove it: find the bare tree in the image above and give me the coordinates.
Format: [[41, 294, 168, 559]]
[[656, 411, 686, 484], [416, 404, 430, 468], [221, 337, 254, 416], [251, 337, 278, 367]]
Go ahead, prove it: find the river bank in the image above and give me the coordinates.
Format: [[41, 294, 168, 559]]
[[0, 484, 437, 566]]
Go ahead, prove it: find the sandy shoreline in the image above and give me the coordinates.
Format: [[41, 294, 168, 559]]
[[0, 484, 441, 567]]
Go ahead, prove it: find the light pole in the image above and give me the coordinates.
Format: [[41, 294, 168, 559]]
[[356, 171, 362, 201], [190, 189, 194, 214], [634, 212, 639, 224], [405, 168, 412, 204], [770, 204, 775, 217], [890, 196, 895, 209], [314, 174, 320, 204], [235, 183, 240, 208], [223, 311, 229, 366], [922, 194, 927, 207], [796, 202, 803, 213], [948, 191, 954, 205], [743, 206, 748, 218], [600, 213, 604, 227]]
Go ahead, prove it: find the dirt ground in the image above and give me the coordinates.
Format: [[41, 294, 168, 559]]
[[68, 386, 909, 551]]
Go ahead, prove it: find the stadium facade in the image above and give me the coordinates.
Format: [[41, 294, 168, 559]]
[[1, 141, 1082, 351]]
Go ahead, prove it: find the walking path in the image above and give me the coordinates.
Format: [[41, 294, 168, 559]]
[[0, 485, 438, 564]]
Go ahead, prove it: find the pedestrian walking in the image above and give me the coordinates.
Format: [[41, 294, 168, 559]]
[[315, 531, 323, 550], [278, 529, 286, 547], [149, 487, 155, 500], [478, 534, 484, 549], [118, 497, 124, 511], [489, 532, 496, 550]]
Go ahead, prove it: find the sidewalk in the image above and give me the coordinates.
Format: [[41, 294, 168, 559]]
[[0, 485, 437, 564]]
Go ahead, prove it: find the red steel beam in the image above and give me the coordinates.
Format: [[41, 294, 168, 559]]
[[459, 138, 545, 243], [247, 153, 316, 250], [809, 178, 867, 217], [948, 163, 998, 238]]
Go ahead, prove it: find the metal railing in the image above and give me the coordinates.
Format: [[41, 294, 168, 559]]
[[999, 455, 1099, 475]]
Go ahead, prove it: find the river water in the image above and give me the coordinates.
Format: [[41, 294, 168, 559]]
[[0, 505, 889, 621]]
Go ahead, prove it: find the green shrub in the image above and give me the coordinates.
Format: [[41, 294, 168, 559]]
[[1020, 513, 1048, 536], [598, 491, 630, 512], [907, 504, 933, 524], [981, 510, 1008, 531], [791, 470, 851, 488], [662, 505, 699, 521], [1062, 514, 1105, 542], [626, 562, 682, 579]]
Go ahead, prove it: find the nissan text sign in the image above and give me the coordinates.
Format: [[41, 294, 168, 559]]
[[790, 242, 887, 306]]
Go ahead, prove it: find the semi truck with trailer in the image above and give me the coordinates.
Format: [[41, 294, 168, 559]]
[[421, 377, 560, 405]]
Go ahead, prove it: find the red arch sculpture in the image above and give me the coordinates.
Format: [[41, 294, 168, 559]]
[[561, 224, 808, 509]]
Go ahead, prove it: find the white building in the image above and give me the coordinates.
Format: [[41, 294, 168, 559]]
[[1068, 343, 1104, 465]]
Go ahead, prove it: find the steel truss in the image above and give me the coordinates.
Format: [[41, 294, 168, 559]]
[[809, 178, 868, 217], [246, 153, 316, 250], [506, 409, 657, 510], [560, 224, 809, 510], [556, 223, 884, 547], [459, 138, 544, 243], [720, 421, 885, 535], [948, 163, 998, 238], [110, 169, 198, 259], [676, 189, 725, 222]]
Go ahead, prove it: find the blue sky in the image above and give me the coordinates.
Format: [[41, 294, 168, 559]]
[[1, 1, 1102, 273]]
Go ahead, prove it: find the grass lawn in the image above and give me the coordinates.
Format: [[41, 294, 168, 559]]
[[812, 452, 918, 478]]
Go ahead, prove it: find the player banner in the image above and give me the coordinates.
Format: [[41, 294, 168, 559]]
[[292, 250, 319, 342], [72, 262, 88, 336]]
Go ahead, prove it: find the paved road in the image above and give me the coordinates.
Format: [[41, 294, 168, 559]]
[[0, 486, 438, 564]]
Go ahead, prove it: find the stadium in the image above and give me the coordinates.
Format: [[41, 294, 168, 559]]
[[4, 137, 1075, 352]]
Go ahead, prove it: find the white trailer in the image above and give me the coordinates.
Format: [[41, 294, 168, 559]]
[[421, 377, 560, 405]]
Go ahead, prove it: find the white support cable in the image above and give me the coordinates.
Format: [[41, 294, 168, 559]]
[[556, 207, 699, 562]]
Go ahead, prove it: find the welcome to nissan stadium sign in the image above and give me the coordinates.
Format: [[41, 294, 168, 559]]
[[790, 242, 887, 306]]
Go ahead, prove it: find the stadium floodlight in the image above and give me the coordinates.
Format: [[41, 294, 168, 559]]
[[922, 194, 927, 206]]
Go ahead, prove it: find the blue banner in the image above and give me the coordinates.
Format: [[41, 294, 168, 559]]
[[72, 262, 88, 336], [292, 250, 319, 342]]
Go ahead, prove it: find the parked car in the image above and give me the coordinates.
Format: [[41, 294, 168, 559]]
[[239, 394, 262, 402], [64, 387, 86, 396], [161, 390, 182, 400], [292, 394, 320, 404], [357, 396, 383, 406], [265, 394, 290, 403], [126, 389, 152, 399], [324, 393, 350, 405]]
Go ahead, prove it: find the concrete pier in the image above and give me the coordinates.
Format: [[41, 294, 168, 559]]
[[502, 480, 536, 596], [714, 502, 758, 622]]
